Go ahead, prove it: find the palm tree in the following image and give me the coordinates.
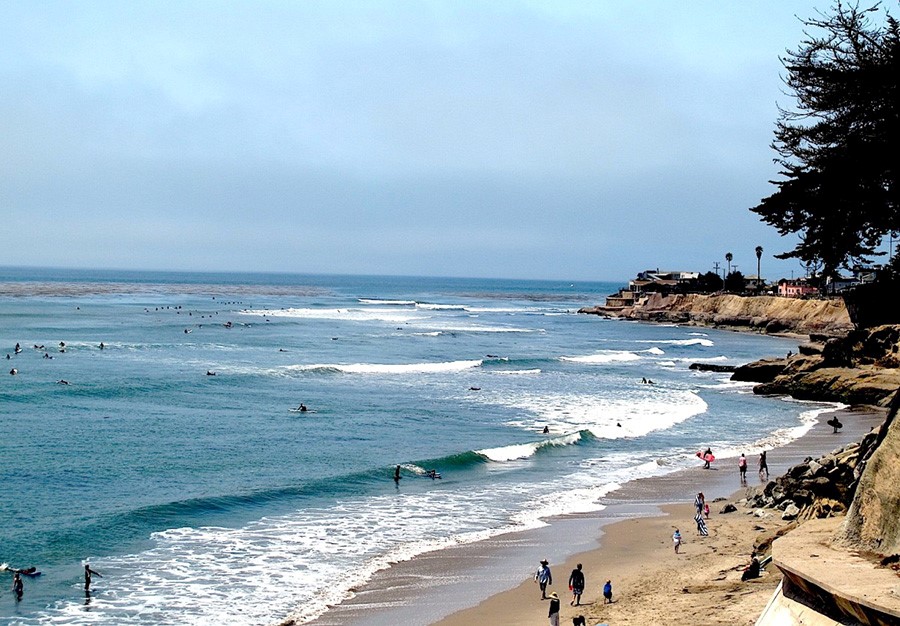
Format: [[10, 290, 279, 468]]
[[755, 246, 763, 289], [725, 252, 733, 276]]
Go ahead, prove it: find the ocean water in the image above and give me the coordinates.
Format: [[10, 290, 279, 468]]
[[0, 269, 828, 625]]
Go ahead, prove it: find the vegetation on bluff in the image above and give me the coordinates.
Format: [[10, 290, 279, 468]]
[[751, 3, 899, 284]]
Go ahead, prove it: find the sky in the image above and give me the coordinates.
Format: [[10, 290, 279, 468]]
[[0, 1, 844, 282]]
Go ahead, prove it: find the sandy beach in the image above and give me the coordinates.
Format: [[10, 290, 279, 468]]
[[304, 406, 884, 626]]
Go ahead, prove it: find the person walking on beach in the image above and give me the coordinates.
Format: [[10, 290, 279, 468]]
[[603, 579, 613, 603], [702, 447, 713, 469], [739, 453, 748, 482], [84, 564, 102, 591], [673, 528, 682, 553], [535, 559, 552, 599], [759, 450, 769, 479], [694, 492, 705, 515], [694, 510, 709, 536], [547, 591, 561, 626], [568, 563, 585, 606]]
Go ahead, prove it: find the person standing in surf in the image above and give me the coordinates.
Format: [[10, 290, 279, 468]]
[[738, 453, 748, 483], [84, 563, 102, 591], [759, 450, 769, 479], [393, 465, 402, 484], [12, 572, 23, 601]]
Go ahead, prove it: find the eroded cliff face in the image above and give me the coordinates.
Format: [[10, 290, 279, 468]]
[[732, 325, 900, 408], [836, 392, 900, 557], [580, 293, 854, 336]]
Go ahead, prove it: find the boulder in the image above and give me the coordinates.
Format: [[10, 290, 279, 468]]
[[782, 503, 800, 520], [732, 359, 787, 383], [720, 503, 737, 514]]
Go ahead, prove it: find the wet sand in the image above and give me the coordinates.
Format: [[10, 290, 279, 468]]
[[301, 405, 884, 626]]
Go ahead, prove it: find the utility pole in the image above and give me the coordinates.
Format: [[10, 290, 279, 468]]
[[713, 261, 721, 280]]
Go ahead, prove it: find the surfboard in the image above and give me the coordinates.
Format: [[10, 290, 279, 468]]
[[696, 451, 715, 462], [288, 408, 317, 414]]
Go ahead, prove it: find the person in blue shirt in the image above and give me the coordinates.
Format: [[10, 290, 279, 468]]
[[534, 559, 552, 600]]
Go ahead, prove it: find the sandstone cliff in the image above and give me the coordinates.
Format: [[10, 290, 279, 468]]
[[732, 325, 900, 408], [835, 391, 900, 557], [580, 293, 853, 336]]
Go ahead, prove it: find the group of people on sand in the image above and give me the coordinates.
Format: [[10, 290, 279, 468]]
[[533, 559, 613, 625], [698, 448, 769, 481]]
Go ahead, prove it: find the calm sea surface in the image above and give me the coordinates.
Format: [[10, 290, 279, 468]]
[[0, 269, 824, 624]]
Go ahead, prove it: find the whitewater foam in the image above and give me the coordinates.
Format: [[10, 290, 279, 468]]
[[477, 432, 584, 462], [280, 360, 483, 375], [559, 350, 642, 364]]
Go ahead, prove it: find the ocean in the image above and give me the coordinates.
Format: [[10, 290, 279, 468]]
[[0, 268, 830, 625]]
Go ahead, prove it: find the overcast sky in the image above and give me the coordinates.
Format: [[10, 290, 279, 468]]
[[1, 1, 837, 282]]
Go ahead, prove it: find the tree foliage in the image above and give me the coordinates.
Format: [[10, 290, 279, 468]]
[[724, 271, 746, 293], [751, 2, 899, 280], [696, 271, 724, 293]]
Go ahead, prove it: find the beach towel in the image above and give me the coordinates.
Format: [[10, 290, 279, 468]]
[[694, 512, 708, 536]]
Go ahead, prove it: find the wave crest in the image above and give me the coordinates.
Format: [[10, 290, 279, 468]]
[[477, 431, 586, 462]]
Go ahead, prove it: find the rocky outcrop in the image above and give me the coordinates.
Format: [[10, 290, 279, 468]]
[[732, 325, 900, 407], [579, 293, 853, 336], [744, 425, 883, 523], [688, 363, 736, 373]]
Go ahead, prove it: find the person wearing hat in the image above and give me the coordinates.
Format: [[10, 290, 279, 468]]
[[534, 559, 552, 599], [547, 591, 561, 625]]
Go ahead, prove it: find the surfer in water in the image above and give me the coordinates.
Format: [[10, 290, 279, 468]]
[[393, 465, 402, 484], [298, 403, 308, 412], [542, 425, 550, 434], [426, 469, 441, 479], [84, 564, 102, 591]]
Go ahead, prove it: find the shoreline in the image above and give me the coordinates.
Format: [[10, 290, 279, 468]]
[[298, 405, 884, 626]]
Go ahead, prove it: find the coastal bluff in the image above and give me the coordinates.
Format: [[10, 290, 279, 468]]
[[579, 293, 853, 336], [755, 393, 900, 626], [733, 325, 900, 407]]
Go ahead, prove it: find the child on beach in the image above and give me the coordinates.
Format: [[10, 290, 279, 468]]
[[704, 502, 710, 519], [673, 529, 682, 553], [603, 579, 613, 603]]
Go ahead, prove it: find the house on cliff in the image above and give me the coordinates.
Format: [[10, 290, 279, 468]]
[[601, 270, 700, 309], [777, 278, 819, 298]]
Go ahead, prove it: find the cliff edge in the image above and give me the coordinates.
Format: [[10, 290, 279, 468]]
[[580, 293, 853, 336]]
